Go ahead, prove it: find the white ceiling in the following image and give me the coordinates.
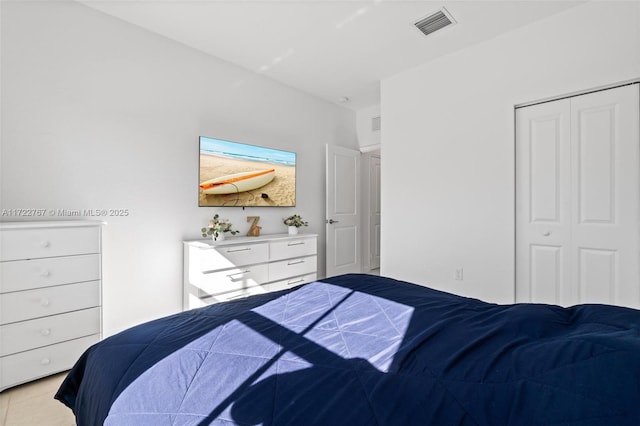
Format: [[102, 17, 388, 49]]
[[78, 0, 586, 110]]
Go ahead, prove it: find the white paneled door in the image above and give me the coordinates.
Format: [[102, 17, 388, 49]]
[[326, 145, 361, 277], [370, 155, 381, 270], [516, 84, 640, 308]]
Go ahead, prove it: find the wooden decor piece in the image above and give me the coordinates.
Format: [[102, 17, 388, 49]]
[[246, 216, 262, 237]]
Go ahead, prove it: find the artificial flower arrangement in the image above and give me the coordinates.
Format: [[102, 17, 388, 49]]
[[201, 214, 239, 240], [283, 214, 308, 228]]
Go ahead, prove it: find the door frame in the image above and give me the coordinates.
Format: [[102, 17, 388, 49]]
[[514, 78, 640, 109]]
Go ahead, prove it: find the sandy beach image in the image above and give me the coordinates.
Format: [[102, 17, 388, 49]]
[[199, 153, 296, 207]]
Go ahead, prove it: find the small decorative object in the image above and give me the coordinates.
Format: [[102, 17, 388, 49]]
[[246, 216, 262, 237], [201, 214, 239, 242], [283, 214, 308, 235]]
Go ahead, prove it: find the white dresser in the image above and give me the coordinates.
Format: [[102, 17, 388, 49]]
[[183, 233, 317, 310], [0, 221, 102, 391]]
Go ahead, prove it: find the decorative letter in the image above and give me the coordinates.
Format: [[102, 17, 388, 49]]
[[246, 216, 262, 237]]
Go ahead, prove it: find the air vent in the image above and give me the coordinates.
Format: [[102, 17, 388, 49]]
[[371, 116, 381, 132], [414, 8, 455, 37]]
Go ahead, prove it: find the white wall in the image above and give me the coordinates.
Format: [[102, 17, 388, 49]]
[[381, 1, 640, 303], [0, 1, 357, 335], [356, 104, 381, 151]]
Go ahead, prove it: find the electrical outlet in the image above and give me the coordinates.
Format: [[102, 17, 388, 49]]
[[454, 268, 464, 281]]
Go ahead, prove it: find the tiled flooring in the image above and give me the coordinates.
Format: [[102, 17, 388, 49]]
[[0, 372, 75, 426]]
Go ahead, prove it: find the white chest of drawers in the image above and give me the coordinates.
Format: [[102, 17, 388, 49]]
[[0, 221, 102, 391], [183, 234, 317, 309]]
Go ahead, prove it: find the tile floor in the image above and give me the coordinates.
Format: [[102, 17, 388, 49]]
[[0, 372, 75, 426]]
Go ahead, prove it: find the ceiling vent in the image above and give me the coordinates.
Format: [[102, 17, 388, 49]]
[[414, 7, 456, 37], [371, 116, 381, 132]]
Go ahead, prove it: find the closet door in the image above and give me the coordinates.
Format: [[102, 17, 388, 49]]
[[516, 99, 572, 305], [516, 84, 640, 308], [570, 86, 640, 306]]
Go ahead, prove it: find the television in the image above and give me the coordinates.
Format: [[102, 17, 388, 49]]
[[199, 136, 296, 207]]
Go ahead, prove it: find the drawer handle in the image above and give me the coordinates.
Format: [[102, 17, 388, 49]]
[[40, 328, 51, 336], [288, 278, 305, 285], [288, 242, 305, 246], [227, 270, 250, 279], [41, 270, 51, 277], [40, 241, 51, 248], [227, 292, 248, 300], [227, 248, 251, 253], [40, 358, 51, 366], [288, 260, 305, 266], [40, 298, 50, 307]]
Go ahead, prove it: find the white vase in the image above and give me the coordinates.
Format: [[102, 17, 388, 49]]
[[213, 232, 226, 242], [288, 226, 298, 235]]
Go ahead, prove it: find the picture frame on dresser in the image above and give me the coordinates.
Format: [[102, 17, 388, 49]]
[[0, 220, 103, 392], [183, 233, 318, 309]]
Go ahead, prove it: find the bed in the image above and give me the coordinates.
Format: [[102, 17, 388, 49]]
[[56, 273, 640, 425]]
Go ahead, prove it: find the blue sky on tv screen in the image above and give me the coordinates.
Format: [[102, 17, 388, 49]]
[[200, 137, 296, 167]]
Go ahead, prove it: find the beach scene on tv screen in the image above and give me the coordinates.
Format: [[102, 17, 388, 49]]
[[199, 137, 296, 207]]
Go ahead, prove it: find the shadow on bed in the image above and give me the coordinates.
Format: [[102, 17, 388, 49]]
[[56, 273, 640, 425]]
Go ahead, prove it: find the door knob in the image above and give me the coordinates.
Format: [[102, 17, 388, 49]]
[[542, 231, 551, 236], [327, 219, 339, 224]]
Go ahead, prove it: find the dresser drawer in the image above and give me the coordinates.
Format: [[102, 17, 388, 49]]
[[0, 226, 100, 261], [195, 263, 269, 297], [183, 234, 319, 310], [201, 284, 269, 305], [263, 273, 317, 293], [0, 307, 100, 357], [0, 281, 100, 325], [0, 334, 99, 391], [0, 254, 100, 294], [195, 243, 269, 272], [268, 256, 317, 282], [270, 237, 317, 261]]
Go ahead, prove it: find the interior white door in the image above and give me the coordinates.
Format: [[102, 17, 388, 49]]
[[326, 144, 361, 277], [516, 84, 640, 308], [516, 98, 572, 305], [370, 155, 381, 270], [570, 86, 640, 306]]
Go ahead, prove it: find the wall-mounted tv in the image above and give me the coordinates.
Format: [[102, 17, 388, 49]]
[[199, 136, 296, 207]]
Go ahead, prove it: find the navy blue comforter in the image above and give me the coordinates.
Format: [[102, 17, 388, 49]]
[[56, 274, 640, 425]]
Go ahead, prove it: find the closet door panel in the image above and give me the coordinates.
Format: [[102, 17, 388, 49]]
[[529, 245, 563, 304], [578, 248, 616, 304], [516, 100, 571, 304], [571, 84, 640, 306]]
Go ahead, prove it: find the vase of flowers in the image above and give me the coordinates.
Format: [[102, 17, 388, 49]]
[[201, 214, 239, 242], [283, 214, 308, 235]]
